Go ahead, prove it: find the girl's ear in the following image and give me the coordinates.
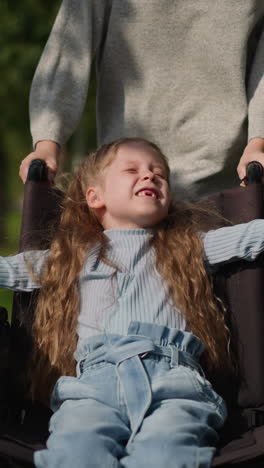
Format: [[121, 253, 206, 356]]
[[85, 186, 105, 209]]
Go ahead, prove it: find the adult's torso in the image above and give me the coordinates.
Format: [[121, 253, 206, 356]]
[[97, 1, 264, 198]]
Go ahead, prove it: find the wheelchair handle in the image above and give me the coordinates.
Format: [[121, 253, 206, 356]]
[[246, 161, 263, 184], [27, 159, 49, 182], [27, 158, 263, 186]]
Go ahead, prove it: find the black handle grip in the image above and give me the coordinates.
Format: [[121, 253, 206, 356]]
[[27, 159, 48, 182], [246, 161, 263, 184], [27, 159, 263, 186]]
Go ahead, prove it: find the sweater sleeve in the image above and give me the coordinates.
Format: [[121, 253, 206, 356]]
[[202, 219, 264, 272], [247, 20, 264, 140], [0, 250, 48, 292], [29, 0, 111, 148]]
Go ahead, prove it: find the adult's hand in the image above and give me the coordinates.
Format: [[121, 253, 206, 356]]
[[19, 141, 60, 183], [237, 137, 264, 186]]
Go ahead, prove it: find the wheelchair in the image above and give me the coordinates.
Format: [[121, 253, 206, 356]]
[[0, 160, 264, 467]]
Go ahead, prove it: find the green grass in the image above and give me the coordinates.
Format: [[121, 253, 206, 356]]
[[0, 289, 13, 321], [0, 209, 21, 321]]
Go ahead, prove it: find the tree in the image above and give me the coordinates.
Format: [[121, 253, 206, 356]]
[[0, 0, 96, 241]]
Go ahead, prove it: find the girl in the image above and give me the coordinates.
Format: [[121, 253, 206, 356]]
[[2, 137, 264, 467]]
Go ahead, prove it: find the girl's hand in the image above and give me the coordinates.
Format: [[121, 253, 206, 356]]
[[237, 138, 264, 186], [19, 141, 60, 184]]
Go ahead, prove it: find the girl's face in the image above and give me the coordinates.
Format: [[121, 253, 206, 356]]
[[86, 143, 170, 230]]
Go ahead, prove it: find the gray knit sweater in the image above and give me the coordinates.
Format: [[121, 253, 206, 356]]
[[29, 1, 264, 197], [0, 221, 264, 340]]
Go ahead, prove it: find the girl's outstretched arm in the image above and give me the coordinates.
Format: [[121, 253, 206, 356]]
[[0, 250, 48, 291], [202, 219, 264, 271]]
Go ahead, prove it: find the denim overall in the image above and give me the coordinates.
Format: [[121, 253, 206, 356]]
[[34, 322, 227, 468]]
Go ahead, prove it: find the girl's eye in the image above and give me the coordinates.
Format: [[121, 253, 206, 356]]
[[125, 168, 137, 173], [155, 173, 165, 179]]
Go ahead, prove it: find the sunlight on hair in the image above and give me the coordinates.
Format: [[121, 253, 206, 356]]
[[29, 138, 231, 403]]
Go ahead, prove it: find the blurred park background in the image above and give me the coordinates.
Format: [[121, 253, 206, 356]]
[[0, 0, 97, 315]]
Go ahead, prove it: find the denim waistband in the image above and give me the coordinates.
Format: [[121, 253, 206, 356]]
[[74, 322, 205, 445], [75, 321, 205, 363]]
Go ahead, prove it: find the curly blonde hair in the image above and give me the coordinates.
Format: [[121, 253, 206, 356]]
[[30, 138, 230, 402]]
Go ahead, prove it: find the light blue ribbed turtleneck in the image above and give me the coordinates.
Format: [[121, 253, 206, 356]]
[[0, 221, 264, 340], [78, 229, 185, 337]]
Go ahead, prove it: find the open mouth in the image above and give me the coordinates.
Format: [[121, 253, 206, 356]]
[[135, 188, 159, 199]]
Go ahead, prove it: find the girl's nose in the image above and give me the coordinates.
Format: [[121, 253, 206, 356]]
[[142, 171, 154, 181]]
